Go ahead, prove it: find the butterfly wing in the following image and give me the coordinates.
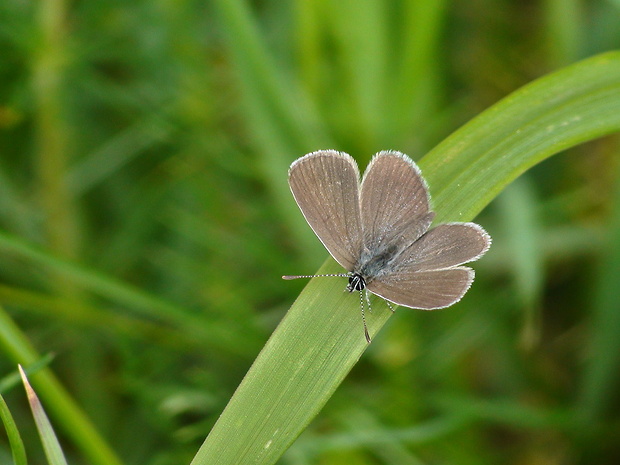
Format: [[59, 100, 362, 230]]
[[360, 151, 434, 255], [367, 222, 491, 309], [288, 150, 363, 272], [398, 223, 491, 272], [367, 267, 475, 309]]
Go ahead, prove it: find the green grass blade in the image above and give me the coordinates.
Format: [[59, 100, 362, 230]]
[[577, 153, 620, 421], [543, 0, 583, 66], [495, 177, 545, 350], [0, 354, 55, 394], [388, 0, 447, 141], [323, 0, 388, 149], [212, 0, 331, 263], [0, 394, 28, 465], [0, 230, 256, 357], [19, 366, 68, 465], [190, 51, 620, 465], [0, 306, 124, 465], [288, 414, 468, 457]]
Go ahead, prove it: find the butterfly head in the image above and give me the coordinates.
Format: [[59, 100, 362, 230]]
[[346, 273, 366, 292]]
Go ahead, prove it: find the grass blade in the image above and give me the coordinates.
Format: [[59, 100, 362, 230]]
[[19, 366, 68, 465], [0, 394, 28, 465], [212, 0, 331, 264], [495, 177, 545, 350], [577, 152, 620, 421], [0, 231, 255, 357], [190, 51, 620, 465], [0, 306, 124, 465]]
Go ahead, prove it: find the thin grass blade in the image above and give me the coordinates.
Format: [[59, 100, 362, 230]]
[[0, 306, 124, 465], [0, 394, 28, 465], [19, 366, 68, 465]]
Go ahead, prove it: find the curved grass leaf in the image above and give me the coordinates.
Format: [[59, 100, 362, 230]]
[[0, 394, 28, 465], [190, 52, 620, 465]]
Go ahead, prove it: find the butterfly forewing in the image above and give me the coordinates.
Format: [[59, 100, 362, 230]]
[[368, 267, 474, 309], [288, 151, 363, 272], [398, 223, 491, 272], [360, 151, 432, 252]]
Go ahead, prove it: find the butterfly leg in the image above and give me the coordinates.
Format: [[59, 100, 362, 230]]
[[385, 300, 395, 313], [365, 289, 373, 313], [358, 290, 371, 343]]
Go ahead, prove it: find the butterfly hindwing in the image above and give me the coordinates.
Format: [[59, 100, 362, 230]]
[[396, 222, 491, 273], [367, 267, 475, 309]]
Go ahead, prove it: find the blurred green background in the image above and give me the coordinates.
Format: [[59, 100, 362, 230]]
[[1, 0, 620, 464]]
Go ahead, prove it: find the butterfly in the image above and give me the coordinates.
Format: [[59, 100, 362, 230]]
[[284, 150, 491, 342]]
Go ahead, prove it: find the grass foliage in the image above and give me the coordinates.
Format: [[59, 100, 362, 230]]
[[1, 1, 620, 464]]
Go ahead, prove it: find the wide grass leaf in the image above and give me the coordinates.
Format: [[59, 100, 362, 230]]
[[190, 51, 620, 465]]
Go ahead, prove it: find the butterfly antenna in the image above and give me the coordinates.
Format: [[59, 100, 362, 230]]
[[359, 290, 371, 343], [282, 273, 349, 280], [282, 272, 371, 342]]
